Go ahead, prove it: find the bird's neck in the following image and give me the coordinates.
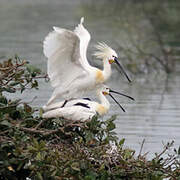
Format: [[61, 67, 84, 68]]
[[80, 41, 87, 59], [102, 58, 112, 81], [96, 90, 110, 116]]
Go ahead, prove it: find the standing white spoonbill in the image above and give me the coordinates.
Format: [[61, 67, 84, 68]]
[[43, 17, 131, 107], [42, 85, 134, 121]]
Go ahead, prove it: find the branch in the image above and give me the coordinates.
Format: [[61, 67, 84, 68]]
[[0, 130, 9, 135], [138, 139, 145, 158], [34, 118, 50, 130], [19, 127, 65, 137], [0, 99, 21, 109]]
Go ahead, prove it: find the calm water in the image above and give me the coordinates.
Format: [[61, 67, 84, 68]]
[[0, 0, 180, 156]]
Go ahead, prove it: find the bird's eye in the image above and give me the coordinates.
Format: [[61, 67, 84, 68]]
[[112, 55, 117, 60]]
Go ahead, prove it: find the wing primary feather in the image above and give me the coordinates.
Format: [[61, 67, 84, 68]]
[[80, 17, 84, 24]]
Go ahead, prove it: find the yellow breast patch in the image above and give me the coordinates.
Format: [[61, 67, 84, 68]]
[[97, 104, 108, 116], [95, 70, 104, 84]]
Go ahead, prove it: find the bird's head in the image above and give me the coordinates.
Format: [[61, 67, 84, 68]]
[[94, 42, 118, 62], [99, 85, 134, 112], [94, 42, 131, 82]]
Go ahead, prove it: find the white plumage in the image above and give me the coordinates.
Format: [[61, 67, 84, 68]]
[[43, 17, 131, 107], [43, 106, 95, 122], [43, 86, 109, 121], [42, 85, 134, 121]]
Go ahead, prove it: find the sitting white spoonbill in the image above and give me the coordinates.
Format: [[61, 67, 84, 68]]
[[42, 86, 134, 121], [43, 17, 131, 106]]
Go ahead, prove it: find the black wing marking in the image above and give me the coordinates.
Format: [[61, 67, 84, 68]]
[[82, 97, 91, 101], [74, 102, 90, 109], [61, 100, 68, 108]]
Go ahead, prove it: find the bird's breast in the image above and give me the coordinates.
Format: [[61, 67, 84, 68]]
[[96, 104, 108, 116], [95, 70, 105, 84]]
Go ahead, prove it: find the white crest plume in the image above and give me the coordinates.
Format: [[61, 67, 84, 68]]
[[94, 42, 117, 59]]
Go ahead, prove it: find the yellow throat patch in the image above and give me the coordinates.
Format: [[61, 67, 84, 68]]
[[97, 104, 108, 116], [95, 70, 104, 84]]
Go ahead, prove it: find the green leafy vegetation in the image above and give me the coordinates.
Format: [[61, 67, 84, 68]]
[[0, 57, 179, 179]]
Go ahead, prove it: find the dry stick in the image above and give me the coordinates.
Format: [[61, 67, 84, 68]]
[[0, 96, 38, 110], [0, 61, 26, 75], [65, 122, 85, 128], [19, 127, 46, 134], [0, 130, 9, 135], [0, 100, 21, 110], [19, 127, 64, 137], [138, 139, 145, 158], [34, 118, 51, 130], [20, 117, 88, 137], [3, 69, 24, 85], [155, 143, 170, 159], [43, 128, 65, 137], [33, 74, 49, 79]]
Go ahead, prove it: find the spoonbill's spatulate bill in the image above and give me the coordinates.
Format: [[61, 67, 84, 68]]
[[43, 17, 131, 107], [43, 85, 134, 121]]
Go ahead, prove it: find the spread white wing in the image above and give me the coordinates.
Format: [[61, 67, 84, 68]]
[[74, 17, 92, 69], [43, 26, 89, 89]]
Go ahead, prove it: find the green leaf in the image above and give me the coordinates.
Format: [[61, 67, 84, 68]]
[[31, 80, 38, 89], [107, 121, 116, 131], [26, 64, 41, 75], [20, 84, 25, 93], [24, 103, 32, 113], [71, 162, 80, 171], [119, 138, 125, 147], [107, 115, 117, 121], [0, 96, 8, 104], [33, 138, 39, 149], [178, 146, 180, 155], [0, 120, 12, 127], [85, 171, 98, 180], [36, 152, 42, 161], [3, 87, 16, 93], [9, 81, 20, 87], [39, 108, 43, 117], [37, 172, 43, 180], [14, 70, 24, 79]]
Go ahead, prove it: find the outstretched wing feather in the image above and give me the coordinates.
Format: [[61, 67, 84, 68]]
[[43, 27, 88, 89], [74, 17, 91, 68]]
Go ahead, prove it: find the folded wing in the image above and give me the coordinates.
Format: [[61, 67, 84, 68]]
[[42, 106, 95, 121]]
